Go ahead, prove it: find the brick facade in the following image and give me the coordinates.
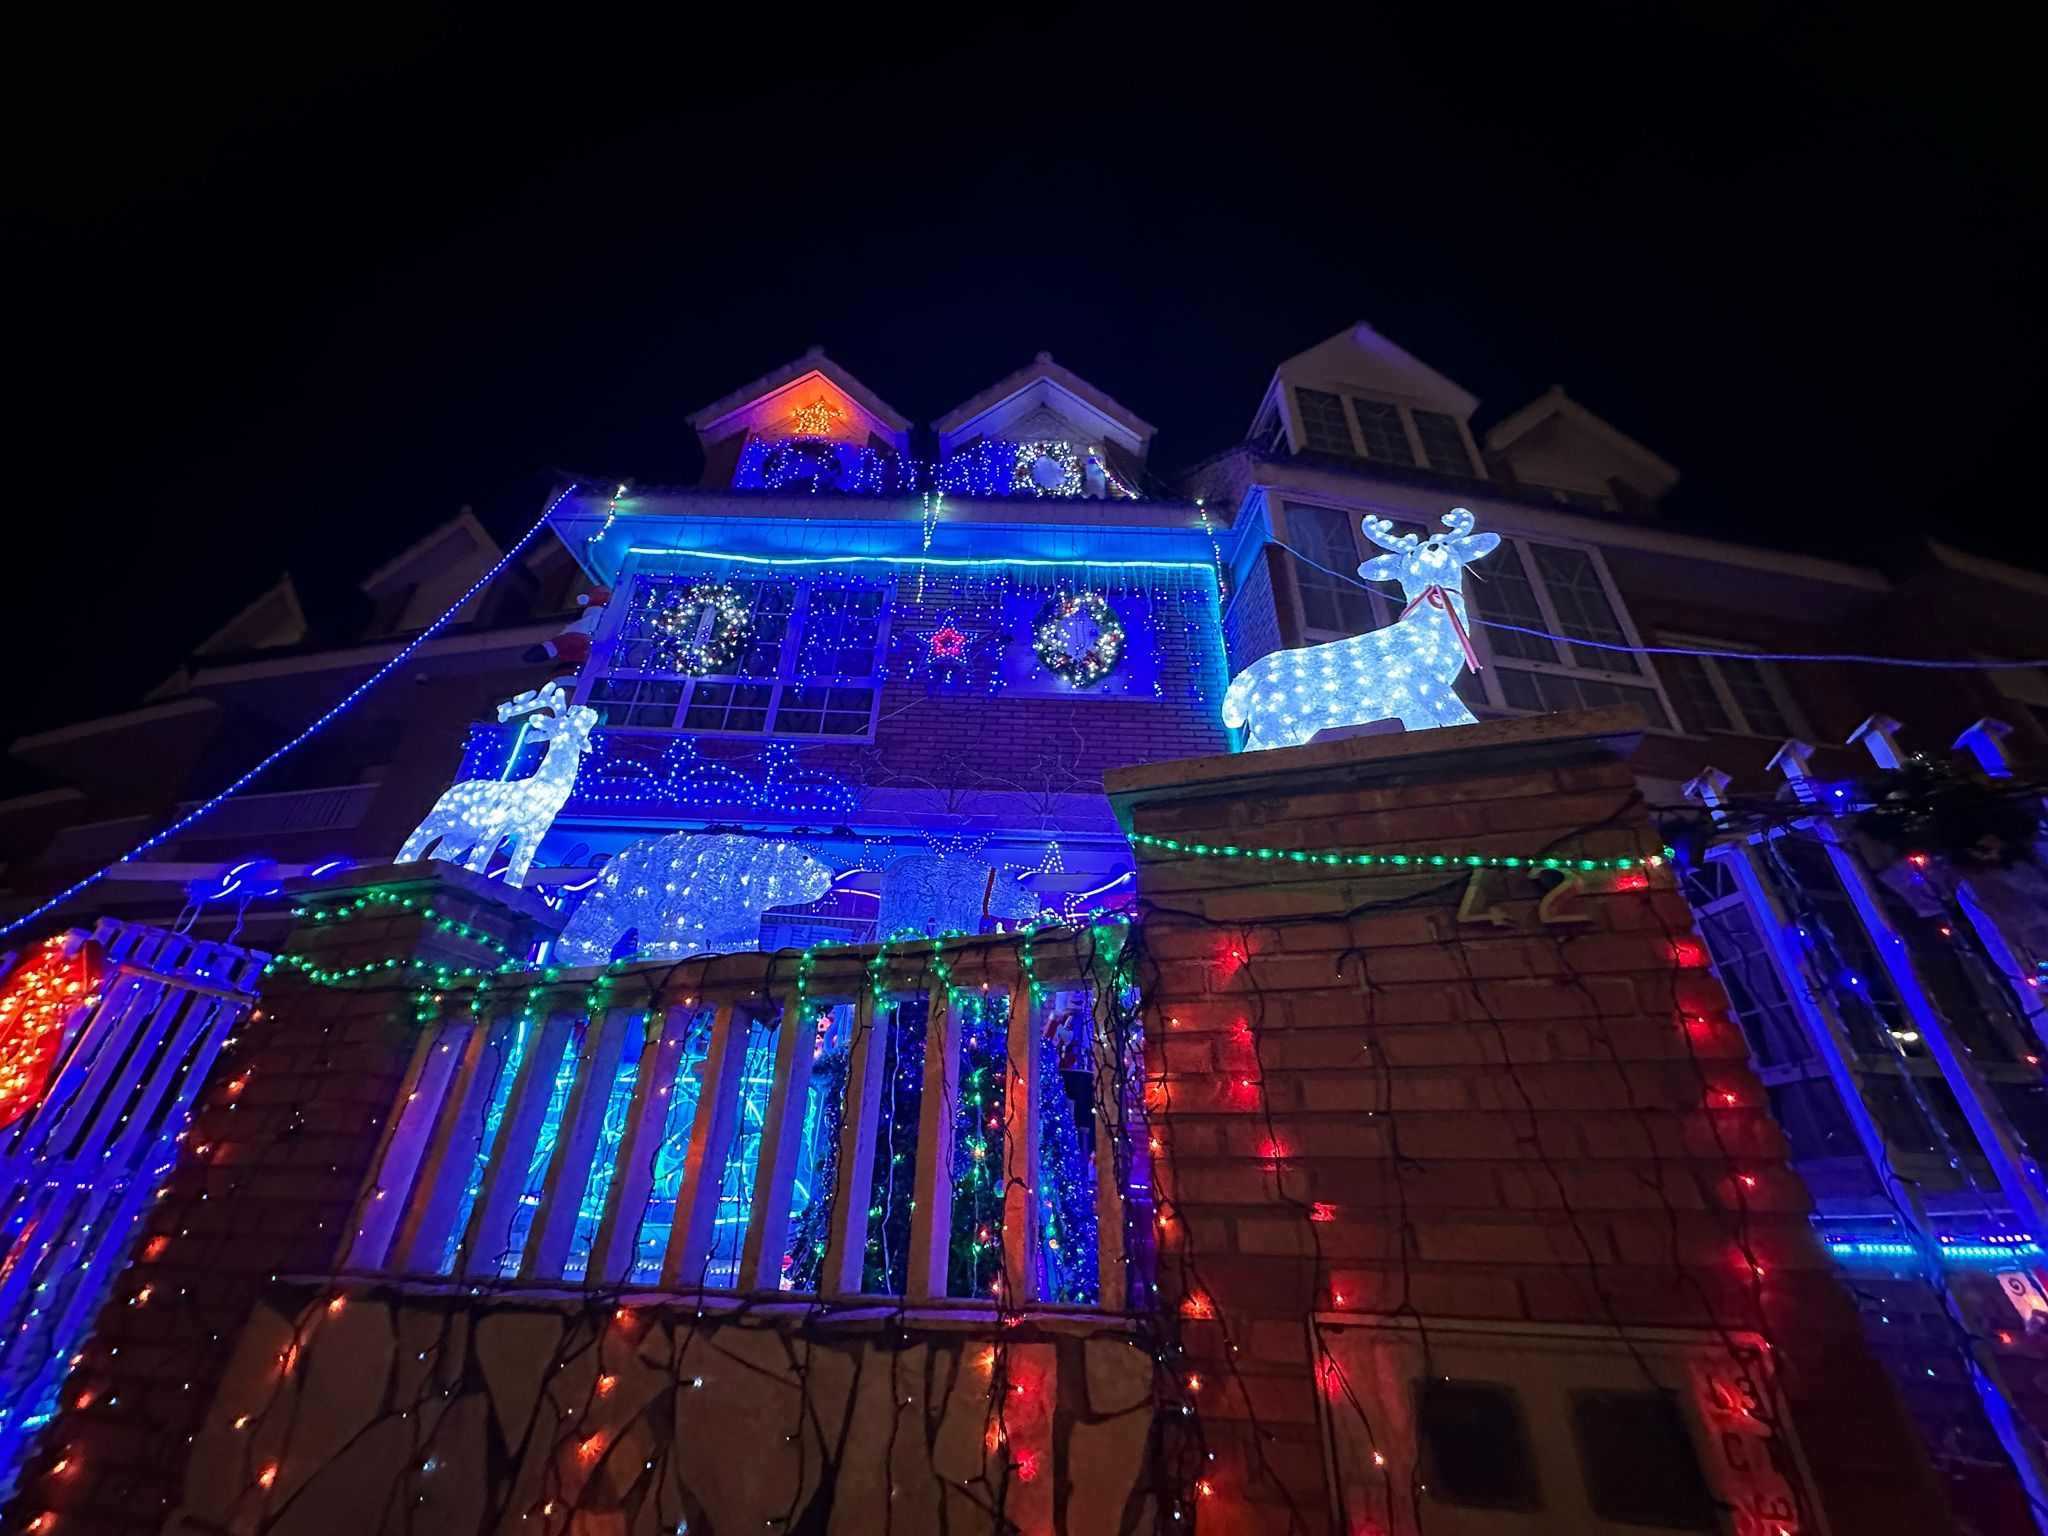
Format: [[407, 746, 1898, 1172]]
[[1107, 708, 1956, 1535]]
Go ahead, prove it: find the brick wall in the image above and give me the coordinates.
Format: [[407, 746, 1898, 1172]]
[[1107, 706, 1957, 1535], [3, 866, 557, 1536]]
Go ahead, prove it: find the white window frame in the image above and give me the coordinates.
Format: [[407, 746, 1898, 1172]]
[[579, 565, 893, 742], [1464, 534, 1680, 732], [1276, 500, 1397, 643], [1658, 633, 1809, 740]]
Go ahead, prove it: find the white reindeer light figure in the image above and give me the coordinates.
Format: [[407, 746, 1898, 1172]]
[[1222, 508, 1500, 751], [398, 679, 597, 886]]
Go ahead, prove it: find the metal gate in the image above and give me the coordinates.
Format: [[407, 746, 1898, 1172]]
[[0, 920, 262, 1489]]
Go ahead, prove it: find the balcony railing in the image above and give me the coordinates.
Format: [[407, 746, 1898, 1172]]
[[343, 930, 1150, 1312]]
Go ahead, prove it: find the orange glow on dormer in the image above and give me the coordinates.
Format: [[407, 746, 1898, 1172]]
[[790, 397, 840, 438]]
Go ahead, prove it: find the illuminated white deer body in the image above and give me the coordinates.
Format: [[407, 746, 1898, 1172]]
[[1221, 508, 1500, 751], [398, 680, 597, 886]]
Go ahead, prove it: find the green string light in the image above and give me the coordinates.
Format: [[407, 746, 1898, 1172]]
[[1126, 830, 1670, 874]]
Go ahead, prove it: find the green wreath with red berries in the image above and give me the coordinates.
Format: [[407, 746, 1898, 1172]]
[[1032, 590, 1125, 686]]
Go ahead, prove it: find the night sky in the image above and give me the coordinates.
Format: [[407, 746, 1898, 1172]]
[[14, 17, 2036, 748]]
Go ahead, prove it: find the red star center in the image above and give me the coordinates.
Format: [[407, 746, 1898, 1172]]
[[929, 623, 968, 660]]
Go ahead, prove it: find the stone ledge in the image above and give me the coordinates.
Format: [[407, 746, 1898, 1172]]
[[1103, 705, 1647, 829]]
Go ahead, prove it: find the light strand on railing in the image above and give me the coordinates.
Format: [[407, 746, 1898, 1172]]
[[0, 483, 584, 941], [1128, 831, 1669, 873], [292, 889, 512, 959]]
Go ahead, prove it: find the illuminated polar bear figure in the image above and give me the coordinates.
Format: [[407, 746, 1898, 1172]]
[[1222, 508, 1499, 751], [558, 832, 832, 963], [876, 853, 1040, 939]]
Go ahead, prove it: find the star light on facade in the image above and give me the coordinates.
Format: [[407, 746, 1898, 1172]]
[[790, 397, 840, 438]]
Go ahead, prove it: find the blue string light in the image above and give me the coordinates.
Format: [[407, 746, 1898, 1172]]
[[0, 485, 582, 940]]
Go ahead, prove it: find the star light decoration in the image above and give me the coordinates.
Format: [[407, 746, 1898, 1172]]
[[0, 935, 102, 1129], [926, 616, 970, 663], [790, 397, 840, 438], [1221, 508, 1500, 750]]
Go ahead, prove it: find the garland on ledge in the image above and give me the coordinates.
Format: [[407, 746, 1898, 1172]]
[[1128, 830, 1669, 872], [650, 582, 752, 675], [1033, 590, 1125, 685]]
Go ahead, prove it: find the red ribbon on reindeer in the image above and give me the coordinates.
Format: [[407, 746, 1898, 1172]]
[[1398, 584, 1483, 673]]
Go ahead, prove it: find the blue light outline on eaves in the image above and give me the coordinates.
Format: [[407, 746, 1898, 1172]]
[[623, 547, 1220, 577]]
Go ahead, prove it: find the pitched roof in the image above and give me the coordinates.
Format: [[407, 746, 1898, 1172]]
[[932, 352, 1156, 453], [1484, 385, 1679, 489], [358, 507, 504, 598], [1266, 320, 1481, 420], [687, 347, 912, 437]]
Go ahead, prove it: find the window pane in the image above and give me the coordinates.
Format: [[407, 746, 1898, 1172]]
[[1284, 505, 1379, 634], [949, 991, 1010, 1300], [774, 684, 875, 736], [1411, 409, 1474, 476], [1664, 653, 1734, 733], [497, 1027, 584, 1277], [630, 1009, 716, 1282], [1493, 667, 1670, 729], [561, 1041, 644, 1281], [864, 997, 928, 1295], [1464, 543, 1558, 663], [1040, 988, 1100, 1305], [1716, 656, 1793, 738], [1529, 544, 1641, 675], [1349, 399, 1416, 465], [1570, 1390, 1716, 1529], [1417, 1380, 1540, 1510], [797, 587, 886, 679], [782, 1003, 855, 1292], [703, 1012, 781, 1288], [1293, 388, 1356, 456]]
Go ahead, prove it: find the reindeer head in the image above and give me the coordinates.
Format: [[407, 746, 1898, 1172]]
[[1357, 508, 1500, 601], [497, 679, 599, 750]]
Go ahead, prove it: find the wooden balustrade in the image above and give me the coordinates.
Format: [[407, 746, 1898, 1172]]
[[344, 930, 1142, 1312]]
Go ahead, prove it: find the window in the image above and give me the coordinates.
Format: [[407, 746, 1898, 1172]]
[[1462, 536, 1675, 729], [1293, 388, 1356, 456], [1529, 544, 1640, 674], [1659, 641, 1801, 738], [1349, 399, 1416, 466], [1411, 409, 1474, 476], [1417, 1379, 1541, 1510], [1570, 1391, 1716, 1529], [1283, 503, 1383, 634], [593, 575, 890, 739]]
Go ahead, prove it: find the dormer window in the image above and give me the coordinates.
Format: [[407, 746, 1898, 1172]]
[[1350, 399, 1416, 466], [1412, 409, 1475, 476], [1293, 388, 1356, 456]]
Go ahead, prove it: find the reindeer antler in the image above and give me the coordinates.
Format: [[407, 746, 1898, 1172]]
[[498, 679, 573, 723], [1440, 507, 1475, 537], [1361, 515, 1419, 553]]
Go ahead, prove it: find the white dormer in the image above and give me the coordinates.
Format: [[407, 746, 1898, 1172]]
[[1249, 320, 1486, 479], [1484, 385, 1678, 514], [934, 353, 1152, 498]]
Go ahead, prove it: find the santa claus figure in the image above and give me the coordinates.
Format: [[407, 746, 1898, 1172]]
[[524, 586, 610, 668]]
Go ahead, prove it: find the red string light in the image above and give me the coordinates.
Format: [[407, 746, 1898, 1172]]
[[0, 936, 102, 1129]]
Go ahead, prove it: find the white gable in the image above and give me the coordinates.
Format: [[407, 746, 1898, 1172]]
[[1272, 321, 1480, 419]]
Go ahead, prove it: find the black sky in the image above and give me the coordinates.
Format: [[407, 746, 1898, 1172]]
[[13, 14, 2039, 746]]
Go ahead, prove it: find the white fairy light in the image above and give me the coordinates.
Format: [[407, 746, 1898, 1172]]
[[398, 680, 597, 885], [1220, 508, 1500, 751], [558, 833, 833, 962]]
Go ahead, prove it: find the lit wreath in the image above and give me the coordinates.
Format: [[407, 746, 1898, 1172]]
[[1033, 591, 1125, 685], [651, 582, 753, 675], [1012, 441, 1083, 497]]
